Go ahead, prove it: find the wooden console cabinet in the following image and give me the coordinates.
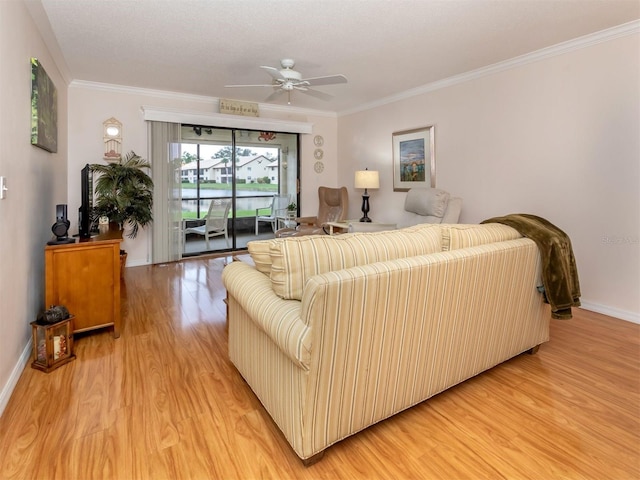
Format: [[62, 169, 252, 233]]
[[44, 237, 121, 338]]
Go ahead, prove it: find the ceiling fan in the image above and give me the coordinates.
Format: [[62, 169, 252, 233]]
[[225, 59, 347, 104]]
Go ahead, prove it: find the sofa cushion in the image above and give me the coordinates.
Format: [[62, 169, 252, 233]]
[[248, 239, 283, 275], [443, 223, 522, 251], [270, 224, 442, 300], [404, 188, 450, 218]]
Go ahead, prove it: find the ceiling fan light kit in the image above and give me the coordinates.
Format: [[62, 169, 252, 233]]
[[225, 58, 347, 105]]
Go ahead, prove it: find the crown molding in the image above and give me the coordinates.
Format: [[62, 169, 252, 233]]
[[339, 20, 640, 117], [69, 80, 337, 119], [25, 0, 72, 85], [68, 20, 638, 120]]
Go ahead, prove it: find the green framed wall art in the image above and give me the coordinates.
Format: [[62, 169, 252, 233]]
[[31, 57, 58, 153]]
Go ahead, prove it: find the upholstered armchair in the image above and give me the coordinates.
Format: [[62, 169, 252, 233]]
[[276, 186, 348, 237], [396, 188, 462, 227]]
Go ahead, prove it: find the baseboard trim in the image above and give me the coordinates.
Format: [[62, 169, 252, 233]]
[[0, 340, 32, 418], [123, 259, 150, 268], [579, 302, 640, 324]]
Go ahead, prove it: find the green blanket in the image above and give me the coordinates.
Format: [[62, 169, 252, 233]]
[[481, 214, 581, 319]]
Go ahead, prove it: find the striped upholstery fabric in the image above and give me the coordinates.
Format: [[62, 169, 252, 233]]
[[444, 223, 522, 251], [298, 239, 547, 457], [223, 226, 550, 461], [247, 238, 283, 275], [226, 293, 308, 452], [270, 224, 442, 300], [223, 261, 311, 368]]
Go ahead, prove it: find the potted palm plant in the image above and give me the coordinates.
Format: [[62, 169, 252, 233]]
[[92, 151, 153, 270]]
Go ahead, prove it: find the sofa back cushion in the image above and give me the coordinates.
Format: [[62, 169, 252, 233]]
[[247, 238, 283, 275], [443, 223, 521, 251], [270, 224, 442, 300]]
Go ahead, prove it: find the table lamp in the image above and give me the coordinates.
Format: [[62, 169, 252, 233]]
[[354, 169, 380, 222]]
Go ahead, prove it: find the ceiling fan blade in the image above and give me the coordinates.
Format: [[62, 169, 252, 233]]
[[301, 74, 347, 86], [228, 61, 344, 104], [224, 84, 275, 88], [260, 66, 286, 81], [265, 88, 286, 102], [298, 87, 333, 101]]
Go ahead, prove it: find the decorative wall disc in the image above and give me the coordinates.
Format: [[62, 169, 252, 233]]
[[314, 148, 324, 160], [314, 161, 324, 173], [313, 135, 324, 147]]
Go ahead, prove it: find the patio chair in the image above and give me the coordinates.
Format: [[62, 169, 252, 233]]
[[255, 194, 289, 235], [184, 198, 232, 250]]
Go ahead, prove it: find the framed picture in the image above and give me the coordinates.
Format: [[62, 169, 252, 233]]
[[31, 58, 58, 153], [392, 126, 435, 192]]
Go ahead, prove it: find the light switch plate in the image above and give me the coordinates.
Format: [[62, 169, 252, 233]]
[[0, 176, 7, 199]]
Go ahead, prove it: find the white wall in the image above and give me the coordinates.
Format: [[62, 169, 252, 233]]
[[68, 84, 339, 266], [338, 32, 639, 322], [2, 7, 636, 419], [0, 1, 68, 415]]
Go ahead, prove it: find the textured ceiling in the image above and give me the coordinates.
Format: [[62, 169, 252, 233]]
[[36, 0, 640, 113]]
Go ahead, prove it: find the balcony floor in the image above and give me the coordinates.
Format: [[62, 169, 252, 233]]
[[183, 227, 277, 256]]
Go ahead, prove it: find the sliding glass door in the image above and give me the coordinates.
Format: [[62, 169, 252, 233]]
[[180, 126, 298, 256]]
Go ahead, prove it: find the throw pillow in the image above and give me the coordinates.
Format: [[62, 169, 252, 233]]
[[247, 239, 283, 275]]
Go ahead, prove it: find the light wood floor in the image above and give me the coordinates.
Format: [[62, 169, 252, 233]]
[[1, 256, 638, 479]]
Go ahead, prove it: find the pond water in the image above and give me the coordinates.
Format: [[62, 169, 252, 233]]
[[181, 190, 278, 216]]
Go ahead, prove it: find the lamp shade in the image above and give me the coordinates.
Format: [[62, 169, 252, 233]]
[[354, 170, 380, 190]]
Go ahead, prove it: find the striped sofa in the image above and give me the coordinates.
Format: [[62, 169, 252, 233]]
[[222, 223, 550, 463]]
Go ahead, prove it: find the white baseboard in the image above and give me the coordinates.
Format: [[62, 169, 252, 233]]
[[579, 301, 640, 324], [0, 340, 32, 418], [124, 259, 151, 268]]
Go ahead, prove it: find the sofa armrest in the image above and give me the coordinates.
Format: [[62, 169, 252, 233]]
[[222, 261, 311, 369]]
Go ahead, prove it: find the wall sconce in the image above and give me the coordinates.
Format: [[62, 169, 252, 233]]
[[354, 168, 380, 222], [103, 117, 122, 162]]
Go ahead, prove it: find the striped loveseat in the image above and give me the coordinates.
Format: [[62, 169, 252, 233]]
[[221, 223, 550, 463]]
